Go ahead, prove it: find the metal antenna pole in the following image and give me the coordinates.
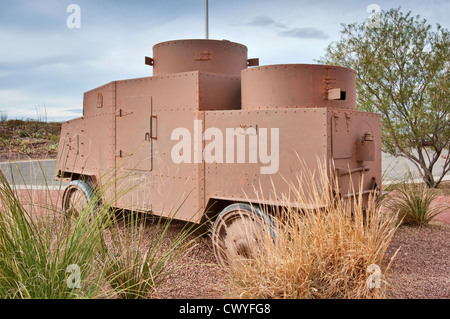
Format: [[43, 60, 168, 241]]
[[205, 0, 209, 39]]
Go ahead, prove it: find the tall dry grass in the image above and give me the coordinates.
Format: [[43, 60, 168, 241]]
[[223, 161, 398, 299]]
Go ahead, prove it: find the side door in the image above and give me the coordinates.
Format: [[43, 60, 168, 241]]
[[115, 95, 154, 211]]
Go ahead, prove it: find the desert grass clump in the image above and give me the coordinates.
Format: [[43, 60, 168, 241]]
[[0, 170, 108, 299], [383, 173, 445, 226], [223, 160, 398, 299], [0, 155, 201, 299], [94, 161, 200, 299], [101, 209, 198, 299]]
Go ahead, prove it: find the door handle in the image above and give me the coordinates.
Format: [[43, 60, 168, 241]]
[[150, 114, 157, 140]]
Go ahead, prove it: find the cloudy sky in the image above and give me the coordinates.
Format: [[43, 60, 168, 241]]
[[1, 0, 449, 121]]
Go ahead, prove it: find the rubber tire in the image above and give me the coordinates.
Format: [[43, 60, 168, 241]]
[[62, 180, 95, 220], [211, 203, 275, 266]]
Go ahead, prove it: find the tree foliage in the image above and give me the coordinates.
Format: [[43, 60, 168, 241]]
[[320, 8, 449, 187]]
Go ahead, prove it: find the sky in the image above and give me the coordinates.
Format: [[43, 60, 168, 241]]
[[0, 0, 449, 122]]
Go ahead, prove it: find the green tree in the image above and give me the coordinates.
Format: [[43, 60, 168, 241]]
[[320, 7, 449, 188]]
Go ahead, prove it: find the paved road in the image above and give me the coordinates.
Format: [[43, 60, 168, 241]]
[[0, 159, 66, 189], [382, 152, 449, 183], [0, 154, 448, 189]]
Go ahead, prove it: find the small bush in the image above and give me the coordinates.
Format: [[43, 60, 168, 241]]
[[384, 176, 444, 226], [48, 122, 63, 135], [0, 160, 198, 299], [5, 119, 25, 130], [0, 171, 107, 298]]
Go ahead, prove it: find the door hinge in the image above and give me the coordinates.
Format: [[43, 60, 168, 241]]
[[115, 109, 133, 117], [115, 150, 130, 158]]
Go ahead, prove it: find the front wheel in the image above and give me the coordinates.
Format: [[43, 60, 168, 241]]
[[62, 180, 94, 220], [211, 203, 274, 266]]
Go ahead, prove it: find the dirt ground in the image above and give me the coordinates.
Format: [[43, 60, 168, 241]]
[[153, 209, 450, 299], [16, 187, 450, 299], [0, 148, 57, 163], [383, 222, 449, 299]]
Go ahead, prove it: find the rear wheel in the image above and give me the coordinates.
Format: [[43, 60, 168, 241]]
[[62, 180, 94, 220], [212, 203, 274, 266]]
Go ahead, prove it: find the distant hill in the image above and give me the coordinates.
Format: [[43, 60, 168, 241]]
[[0, 119, 61, 162]]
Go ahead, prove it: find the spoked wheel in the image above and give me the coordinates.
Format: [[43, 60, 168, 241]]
[[62, 180, 94, 221], [212, 203, 274, 266]]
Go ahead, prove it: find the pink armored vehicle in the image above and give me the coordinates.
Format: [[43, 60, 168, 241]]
[[55, 39, 381, 265]]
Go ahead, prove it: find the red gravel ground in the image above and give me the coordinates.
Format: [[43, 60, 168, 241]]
[[14, 188, 450, 299], [433, 196, 450, 224]]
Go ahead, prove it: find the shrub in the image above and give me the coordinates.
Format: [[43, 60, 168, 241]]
[[384, 174, 445, 226], [0, 171, 107, 298], [0, 160, 198, 299]]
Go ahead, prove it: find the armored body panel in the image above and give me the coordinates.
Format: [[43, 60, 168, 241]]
[[56, 39, 381, 225]]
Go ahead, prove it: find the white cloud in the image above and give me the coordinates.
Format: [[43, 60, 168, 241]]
[[0, 88, 81, 121]]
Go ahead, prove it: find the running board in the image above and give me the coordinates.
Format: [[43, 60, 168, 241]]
[[336, 165, 370, 177]]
